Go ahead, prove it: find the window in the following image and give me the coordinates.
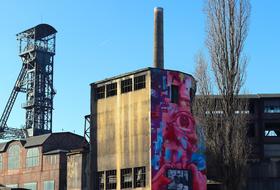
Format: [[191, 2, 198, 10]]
[[24, 182, 37, 190], [121, 79, 132, 93], [45, 155, 58, 165], [121, 168, 133, 189], [96, 86, 105, 99], [134, 167, 146, 188], [171, 85, 179, 104], [106, 83, 117, 97], [264, 123, 280, 137], [8, 144, 20, 169], [264, 106, 280, 113], [98, 171, 105, 190], [26, 147, 39, 167], [6, 184, 18, 188], [0, 154, 2, 170], [247, 123, 255, 137], [167, 169, 192, 190], [264, 100, 280, 113], [134, 75, 146, 90], [106, 170, 117, 189], [43, 180, 55, 190]]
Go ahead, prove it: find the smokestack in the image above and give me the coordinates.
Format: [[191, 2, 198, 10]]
[[154, 7, 164, 69]]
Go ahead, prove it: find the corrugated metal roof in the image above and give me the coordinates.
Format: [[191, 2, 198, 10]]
[[24, 133, 51, 148], [0, 132, 86, 153], [91, 67, 195, 85], [0, 142, 8, 152]]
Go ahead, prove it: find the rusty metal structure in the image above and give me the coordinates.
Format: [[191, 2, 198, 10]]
[[0, 24, 57, 139]]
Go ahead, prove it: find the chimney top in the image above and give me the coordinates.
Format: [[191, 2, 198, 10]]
[[154, 7, 163, 12], [153, 7, 164, 69]]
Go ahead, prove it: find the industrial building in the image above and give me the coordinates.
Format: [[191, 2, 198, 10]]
[[0, 132, 87, 189], [245, 94, 280, 190], [204, 94, 280, 190], [88, 7, 206, 190], [0, 23, 89, 190]]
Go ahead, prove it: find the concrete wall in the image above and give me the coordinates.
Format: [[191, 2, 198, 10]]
[[92, 70, 151, 190], [67, 151, 89, 190]]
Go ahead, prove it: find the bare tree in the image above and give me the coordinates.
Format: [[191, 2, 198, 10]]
[[193, 0, 251, 189]]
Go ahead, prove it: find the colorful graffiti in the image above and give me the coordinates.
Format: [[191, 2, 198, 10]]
[[151, 69, 206, 190]]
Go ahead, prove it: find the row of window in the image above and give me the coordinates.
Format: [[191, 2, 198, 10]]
[[264, 106, 280, 113], [96, 75, 146, 99], [5, 180, 54, 190], [98, 166, 146, 189], [0, 145, 39, 170]]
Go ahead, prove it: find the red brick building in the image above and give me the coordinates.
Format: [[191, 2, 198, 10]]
[[0, 132, 87, 190]]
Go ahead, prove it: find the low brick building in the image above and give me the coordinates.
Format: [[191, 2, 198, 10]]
[[0, 132, 87, 190]]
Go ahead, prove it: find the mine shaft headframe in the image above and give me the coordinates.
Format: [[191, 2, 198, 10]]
[[0, 24, 57, 139], [16, 24, 57, 55]]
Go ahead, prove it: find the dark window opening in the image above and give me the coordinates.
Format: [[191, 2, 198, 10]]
[[106, 170, 117, 189], [264, 123, 280, 137], [134, 75, 146, 90], [249, 102, 255, 114], [171, 85, 179, 104], [190, 88, 194, 103], [121, 79, 132, 94], [134, 167, 146, 188], [121, 168, 133, 189], [106, 83, 117, 97], [247, 123, 255, 137], [96, 86, 105, 99], [264, 106, 280, 113], [98, 171, 105, 190]]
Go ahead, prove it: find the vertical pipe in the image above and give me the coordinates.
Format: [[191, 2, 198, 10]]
[[154, 7, 164, 69]]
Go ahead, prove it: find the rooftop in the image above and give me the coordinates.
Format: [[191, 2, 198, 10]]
[[90, 67, 195, 85]]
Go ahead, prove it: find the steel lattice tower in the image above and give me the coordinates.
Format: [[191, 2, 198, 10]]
[[0, 24, 57, 138]]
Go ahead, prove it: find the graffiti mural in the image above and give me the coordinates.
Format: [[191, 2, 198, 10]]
[[151, 69, 206, 190]]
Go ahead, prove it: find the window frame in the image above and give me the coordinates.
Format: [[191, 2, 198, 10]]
[[134, 167, 146, 188], [106, 170, 117, 189], [106, 83, 117, 97], [96, 86, 105, 99], [8, 144, 20, 170], [121, 168, 133, 189], [121, 78, 133, 94], [134, 75, 146, 91], [98, 171, 105, 190], [26, 147, 40, 168], [23, 182, 37, 190], [43, 180, 55, 190]]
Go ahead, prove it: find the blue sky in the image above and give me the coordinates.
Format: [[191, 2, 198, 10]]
[[0, 1, 279, 135]]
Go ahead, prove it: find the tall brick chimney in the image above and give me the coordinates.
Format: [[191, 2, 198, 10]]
[[153, 7, 164, 69]]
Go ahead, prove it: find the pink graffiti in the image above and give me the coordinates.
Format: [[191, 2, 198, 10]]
[[152, 71, 206, 190]]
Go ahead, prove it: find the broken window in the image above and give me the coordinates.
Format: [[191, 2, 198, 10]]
[[264, 106, 280, 113], [98, 171, 105, 190], [264, 123, 280, 137], [121, 79, 132, 93], [106, 170, 117, 189], [96, 86, 105, 99], [121, 168, 133, 189], [171, 85, 179, 104], [264, 100, 280, 113], [134, 167, 146, 188], [106, 83, 117, 97], [134, 75, 146, 90]]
